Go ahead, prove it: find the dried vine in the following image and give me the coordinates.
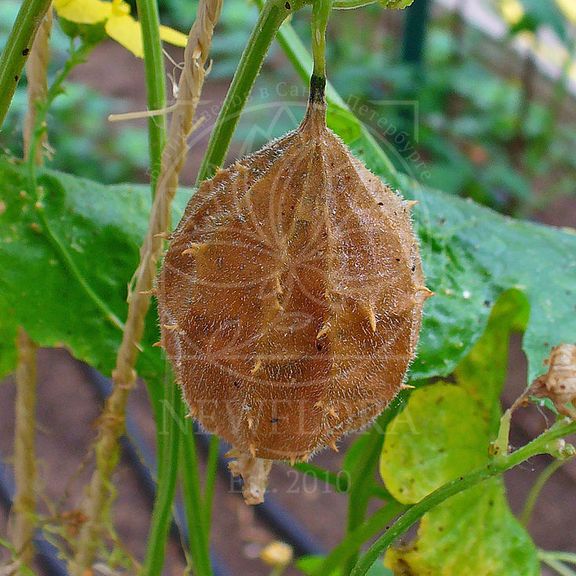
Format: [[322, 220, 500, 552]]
[[70, 1, 223, 572], [12, 329, 38, 573], [11, 11, 53, 572]]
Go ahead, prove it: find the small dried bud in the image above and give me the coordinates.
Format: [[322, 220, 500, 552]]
[[157, 83, 428, 501]]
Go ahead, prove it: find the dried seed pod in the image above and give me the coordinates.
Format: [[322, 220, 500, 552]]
[[157, 78, 430, 502], [529, 344, 576, 419]]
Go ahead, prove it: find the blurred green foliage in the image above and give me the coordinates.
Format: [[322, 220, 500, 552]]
[[0, 0, 149, 183]]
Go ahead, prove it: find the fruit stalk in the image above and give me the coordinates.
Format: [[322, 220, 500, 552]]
[[12, 328, 38, 573]]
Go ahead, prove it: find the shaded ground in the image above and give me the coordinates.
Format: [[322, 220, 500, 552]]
[[1, 38, 576, 575]]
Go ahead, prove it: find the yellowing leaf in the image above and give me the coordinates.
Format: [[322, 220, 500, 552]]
[[379, 296, 539, 576], [159, 25, 188, 48], [380, 384, 489, 504], [385, 481, 539, 576], [105, 13, 143, 57], [54, 0, 111, 24]]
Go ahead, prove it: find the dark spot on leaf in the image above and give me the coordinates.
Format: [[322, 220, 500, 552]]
[[233, 381, 241, 388], [483, 300, 491, 307], [270, 417, 279, 424], [285, 1, 291, 8], [14, 75, 19, 82], [22, 48, 30, 56]]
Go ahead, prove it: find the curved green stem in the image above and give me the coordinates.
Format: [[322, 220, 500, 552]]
[[539, 551, 576, 567], [135, 0, 167, 194], [0, 0, 52, 127], [540, 557, 576, 576], [520, 457, 571, 527], [351, 419, 576, 576], [314, 501, 407, 576], [333, 0, 377, 7], [196, 0, 306, 183]]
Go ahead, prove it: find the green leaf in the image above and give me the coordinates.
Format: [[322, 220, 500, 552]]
[[397, 171, 576, 384], [384, 480, 539, 576], [0, 156, 190, 383], [380, 384, 489, 504], [454, 290, 528, 422], [0, 320, 17, 378], [379, 296, 539, 575]]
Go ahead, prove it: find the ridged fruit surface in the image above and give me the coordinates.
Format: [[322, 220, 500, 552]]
[[157, 100, 429, 462]]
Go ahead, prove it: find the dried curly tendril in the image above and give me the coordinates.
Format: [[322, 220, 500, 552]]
[[157, 0, 430, 504]]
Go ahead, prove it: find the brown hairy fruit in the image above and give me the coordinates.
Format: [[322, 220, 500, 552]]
[[157, 91, 430, 501]]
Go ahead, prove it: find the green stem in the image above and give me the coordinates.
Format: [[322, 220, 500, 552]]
[[197, 0, 398, 185], [269, 7, 399, 184], [351, 419, 576, 576], [181, 424, 212, 576], [135, 0, 167, 195], [0, 0, 52, 128], [539, 551, 576, 567], [313, 501, 407, 576], [342, 407, 399, 576], [541, 558, 576, 576], [333, 0, 377, 7], [196, 0, 305, 183], [520, 457, 570, 527], [141, 379, 182, 576], [311, 0, 331, 80]]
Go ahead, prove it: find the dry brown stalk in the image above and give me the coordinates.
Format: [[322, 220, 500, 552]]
[[23, 8, 53, 164], [10, 10, 53, 573], [11, 328, 39, 573], [69, 1, 223, 572]]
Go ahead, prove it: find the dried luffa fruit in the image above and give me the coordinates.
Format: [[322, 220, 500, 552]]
[[157, 3, 430, 504]]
